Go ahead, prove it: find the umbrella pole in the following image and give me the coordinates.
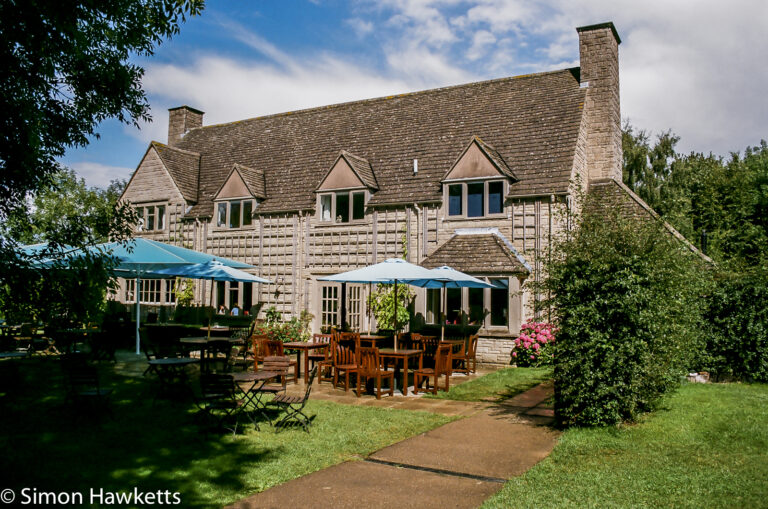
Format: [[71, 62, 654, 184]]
[[441, 283, 446, 342], [135, 277, 141, 355], [394, 280, 398, 352], [367, 282, 372, 335], [208, 278, 214, 340]]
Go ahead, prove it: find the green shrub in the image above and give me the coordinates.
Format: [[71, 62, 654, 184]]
[[512, 321, 557, 367], [540, 207, 710, 427], [702, 266, 768, 382]]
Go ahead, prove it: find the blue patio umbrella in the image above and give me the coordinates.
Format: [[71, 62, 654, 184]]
[[319, 258, 443, 348], [150, 260, 272, 339], [24, 238, 257, 354], [406, 266, 494, 341]]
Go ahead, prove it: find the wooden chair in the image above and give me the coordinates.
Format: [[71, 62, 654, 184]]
[[413, 343, 452, 395], [256, 356, 290, 399], [251, 334, 270, 371], [418, 335, 441, 369], [356, 347, 394, 399], [452, 335, 478, 374], [262, 340, 298, 383], [271, 365, 318, 432], [332, 338, 358, 392], [309, 333, 334, 384]]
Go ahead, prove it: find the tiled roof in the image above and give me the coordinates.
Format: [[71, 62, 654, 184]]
[[475, 137, 517, 180], [234, 164, 267, 199], [172, 68, 586, 216], [587, 178, 712, 263], [341, 151, 378, 190], [151, 142, 200, 203], [421, 229, 530, 274]]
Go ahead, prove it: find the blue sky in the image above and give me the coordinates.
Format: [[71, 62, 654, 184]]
[[63, 0, 768, 188]]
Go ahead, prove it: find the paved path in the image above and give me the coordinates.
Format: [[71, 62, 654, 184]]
[[228, 382, 558, 509]]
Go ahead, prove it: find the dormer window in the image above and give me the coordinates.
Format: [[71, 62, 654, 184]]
[[443, 137, 516, 220], [447, 180, 505, 218], [216, 199, 255, 228], [318, 191, 366, 223], [316, 151, 377, 224]]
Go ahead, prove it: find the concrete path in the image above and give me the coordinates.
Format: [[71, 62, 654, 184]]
[[228, 382, 558, 509]]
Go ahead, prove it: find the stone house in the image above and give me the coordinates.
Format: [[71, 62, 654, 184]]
[[119, 22, 653, 365]]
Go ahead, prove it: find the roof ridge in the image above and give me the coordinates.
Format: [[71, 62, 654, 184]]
[[183, 67, 580, 134], [150, 141, 202, 158]]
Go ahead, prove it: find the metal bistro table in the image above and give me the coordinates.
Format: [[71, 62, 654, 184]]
[[378, 348, 423, 396], [282, 342, 329, 384], [232, 370, 280, 429], [148, 357, 200, 400]]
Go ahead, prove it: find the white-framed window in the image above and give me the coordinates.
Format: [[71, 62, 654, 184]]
[[317, 190, 366, 223], [135, 204, 166, 231], [321, 285, 340, 327], [165, 279, 176, 304], [124, 279, 169, 305], [216, 199, 255, 228], [346, 285, 363, 331], [446, 180, 505, 218]]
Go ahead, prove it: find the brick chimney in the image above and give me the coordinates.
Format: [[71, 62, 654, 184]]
[[577, 22, 621, 182], [167, 106, 204, 147]]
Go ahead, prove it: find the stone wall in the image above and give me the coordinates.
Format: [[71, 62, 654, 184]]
[[476, 336, 515, 366]]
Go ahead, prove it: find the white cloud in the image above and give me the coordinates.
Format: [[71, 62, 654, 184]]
[[345, 17, 374, 38], [466, 30, 496, 61], [68, 162, 134, 189]]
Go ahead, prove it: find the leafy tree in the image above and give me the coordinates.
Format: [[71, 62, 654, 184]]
[[3, 168, 131, 245], [0, 0, 204, 216], [622, 121, 679, 214], [368, 284, 415, 331]]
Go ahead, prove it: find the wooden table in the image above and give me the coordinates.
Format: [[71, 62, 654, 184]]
[[379, 348, 423, 396], [282, 342, 329, 384], [358, 334, 389, 347]]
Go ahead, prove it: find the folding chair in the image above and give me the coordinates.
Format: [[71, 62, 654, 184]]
[[197, 373, 245, 434], [271, 365, 318, 432]]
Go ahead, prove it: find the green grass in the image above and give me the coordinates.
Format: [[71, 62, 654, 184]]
[[0, 358, 452, 508], [425, 367, 553, 401], [483, 383, 768, 508]]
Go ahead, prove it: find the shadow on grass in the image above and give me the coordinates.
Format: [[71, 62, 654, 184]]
[[0, 357, 283, 508]]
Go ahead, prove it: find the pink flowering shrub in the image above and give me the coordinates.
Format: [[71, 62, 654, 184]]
[[512, 321, 557, 367]]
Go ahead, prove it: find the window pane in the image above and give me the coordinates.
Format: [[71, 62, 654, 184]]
[[147, 206, 155, 231], [336, 193, 350, 223], [488, 181, 503, 214], [135, 207, 144, 230], [490, 278, 509, 326], [448, 184, 462, 216], [216, 281, 226, 311], [242, 201, 253, 226], [426, 288, 440, 324], [468, 287, 484, 325], [217, 203, 227, 227], [229, 284, 239, 310], [446, 288, 461, 324], [467, 183, 484, 217], [157, 205, 165, 230], [320, 195, 332, 221], [243, 282, 253, 314], [229, 201, 241, 228], [352, 192, 365, 220]]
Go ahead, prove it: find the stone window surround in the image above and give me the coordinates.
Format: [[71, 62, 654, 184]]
[[215, 197, 256, 230], [134, 202, 167, 232], [443, 177, 507, 219], [316, 188, 368, 224], [425, 275, 519, 332]]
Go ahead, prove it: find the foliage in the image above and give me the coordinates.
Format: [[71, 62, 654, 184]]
[[174, 278, 195, 307], [3, 169, 134, 245], [424, 367, 553, 402], [0, 0, 204, 216], [255, 314, 312, 343], [539, 206, 709, 427], [512, 321, 557, 367], [701, 266, 768, 382], [367, 283, 415, 331], [483, 383, 768, 508], [622, 121, 680, 214], [263, 306, 282, 324]]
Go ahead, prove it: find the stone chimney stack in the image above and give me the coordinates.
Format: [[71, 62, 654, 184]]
[[577, 22, 621, 182], [167, 106, 204, 147]]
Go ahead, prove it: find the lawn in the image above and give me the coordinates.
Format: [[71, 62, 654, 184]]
[[0, 357, 453, 508], [425, 366, 553, 401], [483, 382, 768, 508]]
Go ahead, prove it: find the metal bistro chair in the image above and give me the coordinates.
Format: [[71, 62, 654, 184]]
[[263, 339, 298, 383], [271, 365, 318, 432], [198, 373, 245, 434]]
